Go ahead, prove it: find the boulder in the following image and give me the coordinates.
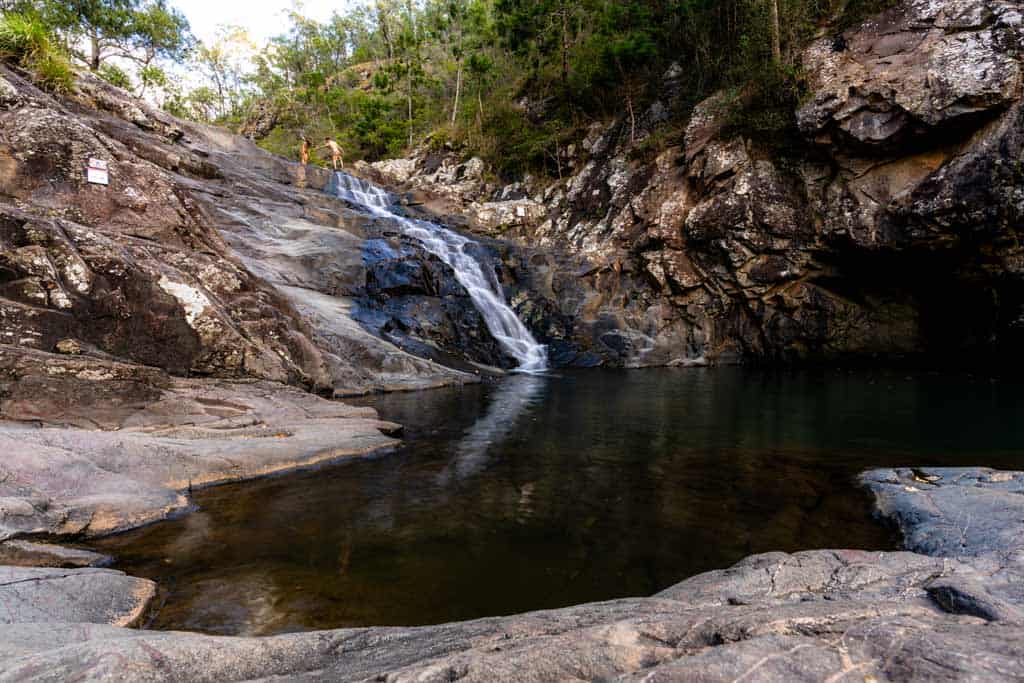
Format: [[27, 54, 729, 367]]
[[0, 567, 154, 627], [798, 0, 1022, 148]]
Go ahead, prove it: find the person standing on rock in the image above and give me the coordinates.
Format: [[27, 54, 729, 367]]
[[300, 136, 312, 165], [319, 137, 344, 170]]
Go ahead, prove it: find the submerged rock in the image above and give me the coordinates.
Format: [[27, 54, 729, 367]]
[[0, 541, 111, 569]]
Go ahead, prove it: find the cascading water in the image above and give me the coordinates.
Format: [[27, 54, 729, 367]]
[[330, 171, 547, 373]]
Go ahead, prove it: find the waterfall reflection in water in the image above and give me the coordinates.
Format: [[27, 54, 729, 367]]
[[439, 374, 546, 485]]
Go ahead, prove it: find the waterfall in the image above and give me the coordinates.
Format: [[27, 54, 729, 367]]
[[330, 172, 548, 374]]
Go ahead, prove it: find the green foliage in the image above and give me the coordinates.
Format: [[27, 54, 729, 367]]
[[31, 47, 73, 91], [470, 99, 567, 178], [127, 0, 192, 64], [188, 26, 254, 121], [0, 10, 50, 58], [256, 126, 306, 159], [720, 63, 807, 150], [98, 61, 130, 88], [138, 63, 165, 89], [837, 0, 901, 29], [158, 0, 901, 174], [6, 0, 192, 71], [0, 11, 73, 92], [626, 122, 687, 164], [351, 91, 408, 158]]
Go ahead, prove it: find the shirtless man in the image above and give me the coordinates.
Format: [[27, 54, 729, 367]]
[[299, 136, 311, 165], [319, 137, 344, 170]]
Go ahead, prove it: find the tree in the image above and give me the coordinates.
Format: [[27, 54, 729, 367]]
[[387, 0, 425, 148], [122, 0, 192, 68], [375, 0, 397, 61], [426, 0, 490, 126], [137, 62, 166, 96], [494, 0, 585, 92], [465, 51, 493, 131], [34, 0, 191, 71], [425, 0, 465, 125], [183, 85, 218, 121], [594, 2, 657, 142], [768, 0, 781, 64], [192, 26, 254, 120]]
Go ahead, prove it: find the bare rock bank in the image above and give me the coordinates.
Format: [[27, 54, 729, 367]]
[[0, 467, 1022, 681]]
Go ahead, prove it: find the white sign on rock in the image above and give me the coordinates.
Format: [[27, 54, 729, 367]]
[[86, 158, 109, 185]]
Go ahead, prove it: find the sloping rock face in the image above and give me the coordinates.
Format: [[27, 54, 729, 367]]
[[368, 0, 1024, 367], [354, 233, 517, 371], [2, 467, 1023, 681], [0, 61, 477, 544], [0, 62, 475, 402]]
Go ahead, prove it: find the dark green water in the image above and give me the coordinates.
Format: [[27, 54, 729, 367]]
[[95, 368, 1024, 636]]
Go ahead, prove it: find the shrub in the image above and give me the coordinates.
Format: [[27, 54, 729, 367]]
[[0, 12, 49, 61], [0, 12, 74, 93], [720, 63, 806, 154], [99, 63, 132, 90], [32, 50, 74, 92]]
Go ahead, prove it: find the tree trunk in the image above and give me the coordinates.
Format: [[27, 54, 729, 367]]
[[89, 32, 100, 71], [407, 73, 414, 148], [769, 0, 782, 64], [560, 5, 569, 87], [451, 61, 462, 126], [625, 89, 636, 143], [477, 88, 483, 133], [377, 4, 394, 60]]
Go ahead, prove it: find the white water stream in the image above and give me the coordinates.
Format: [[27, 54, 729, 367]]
[[331, 172, 547, 373]]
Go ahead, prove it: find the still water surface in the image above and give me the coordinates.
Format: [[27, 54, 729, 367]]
[[95, 368, 1024, 636]]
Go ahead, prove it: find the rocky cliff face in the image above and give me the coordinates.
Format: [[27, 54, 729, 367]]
[[364, 0, 1023, 368]]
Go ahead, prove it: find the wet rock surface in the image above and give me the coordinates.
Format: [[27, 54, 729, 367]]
[[1, 467, 1023, 681], [368, 0, 1024, 368], [352, 229, 515, 372], [0, 541, 111, 569]]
